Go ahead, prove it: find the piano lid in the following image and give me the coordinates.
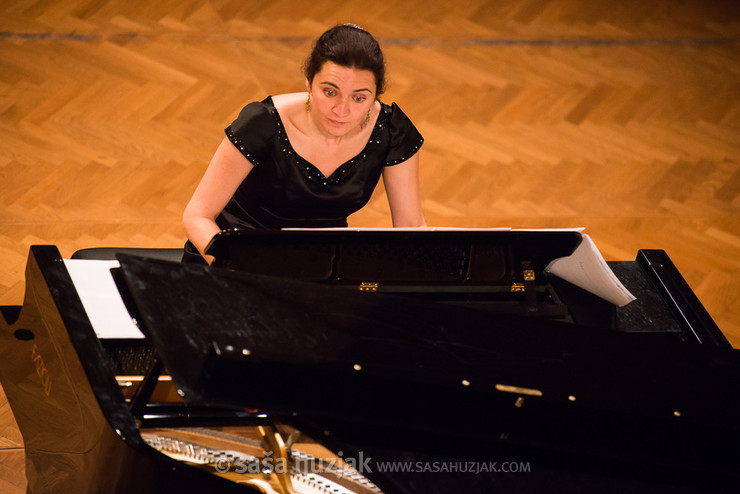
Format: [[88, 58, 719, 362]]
[[111, 247, 740, 490], [113, 252, 739, 428]]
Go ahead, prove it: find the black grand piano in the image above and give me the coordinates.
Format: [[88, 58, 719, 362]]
[[0, 229, 738, 493]]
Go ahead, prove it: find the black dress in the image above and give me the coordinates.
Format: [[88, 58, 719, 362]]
[[218, 96, 424, 230], [182, 96, 423, 262]]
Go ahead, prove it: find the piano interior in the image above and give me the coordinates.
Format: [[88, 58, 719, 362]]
[[0, 230, 738, 493]]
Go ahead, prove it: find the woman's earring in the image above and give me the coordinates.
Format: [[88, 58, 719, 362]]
[[363, 109, 371, 127], [305, 93, 311, 113]]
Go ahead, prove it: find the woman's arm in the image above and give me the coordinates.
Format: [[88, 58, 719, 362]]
[[183, 137, 254, 264], [382, 151, 426, 227]]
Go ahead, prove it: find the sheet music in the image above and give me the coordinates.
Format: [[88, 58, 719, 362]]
[[64, 259, 145, 339], [545, 234, 636, 307]]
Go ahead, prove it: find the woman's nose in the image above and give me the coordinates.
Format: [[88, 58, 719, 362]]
[[333, 98, 349, 116]]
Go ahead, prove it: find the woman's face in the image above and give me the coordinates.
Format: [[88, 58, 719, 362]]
[[306, 62, 377, 138]]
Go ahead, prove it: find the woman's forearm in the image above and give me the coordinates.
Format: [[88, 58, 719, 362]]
[[182, 137, 255, 264]]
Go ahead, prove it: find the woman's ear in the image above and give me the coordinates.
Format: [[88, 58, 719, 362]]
[[305, 78, 311, 93]]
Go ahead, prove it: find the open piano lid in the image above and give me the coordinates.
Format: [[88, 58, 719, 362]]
[[113, 246, 740, 489], [114, 248, 737, 415], [118, 228, 626, 415], [114, 252, 740, 492], [113, 228, 737, 422], [117, 252, 620, 411]]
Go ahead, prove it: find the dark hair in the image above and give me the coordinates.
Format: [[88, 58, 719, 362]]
[[304, 24, 387, 96]]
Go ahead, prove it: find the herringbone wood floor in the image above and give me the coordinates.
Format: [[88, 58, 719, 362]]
[[1, 1, 739, 491]]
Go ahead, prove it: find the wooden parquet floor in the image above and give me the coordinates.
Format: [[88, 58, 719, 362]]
[[1, 1, 739, 491]]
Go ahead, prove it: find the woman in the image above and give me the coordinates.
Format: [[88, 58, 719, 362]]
[[183, 24, 426, 264]]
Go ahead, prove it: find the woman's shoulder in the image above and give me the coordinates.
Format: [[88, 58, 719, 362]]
[[230, 94, 295, 124], [226, 97, 284, 160], [270, 92, 314, 141], [376, 100, 409, 119], [229, 94, 303, 136], [230, 97, 275, 130], [378, 101, 417, 131], [270, 92, 307, 119], [377, 101, 424, 165]]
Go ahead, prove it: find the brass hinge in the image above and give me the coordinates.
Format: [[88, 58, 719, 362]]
[[511, 282, 525, 293], [359, 282, 378, 292]]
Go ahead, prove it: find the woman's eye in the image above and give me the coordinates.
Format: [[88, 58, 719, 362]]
[[353, 96, 366, 103], [324, 89, 335, 97]]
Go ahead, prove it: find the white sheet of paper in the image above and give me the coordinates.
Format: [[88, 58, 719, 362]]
[[63, 259, 145, 339], [545, 234, 636, 307]]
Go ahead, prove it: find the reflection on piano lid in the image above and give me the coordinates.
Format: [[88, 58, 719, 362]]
[[1, 234, 739, 494]]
